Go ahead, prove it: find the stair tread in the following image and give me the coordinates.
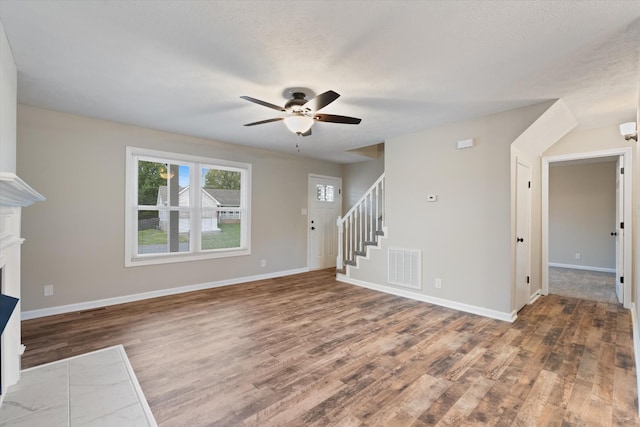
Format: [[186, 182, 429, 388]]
[[338, 176, 385, 276]]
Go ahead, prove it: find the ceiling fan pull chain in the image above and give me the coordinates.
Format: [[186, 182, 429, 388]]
[[296, 133, 303, 152]]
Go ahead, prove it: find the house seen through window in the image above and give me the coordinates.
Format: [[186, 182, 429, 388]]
[[126, 147, 251, 266]]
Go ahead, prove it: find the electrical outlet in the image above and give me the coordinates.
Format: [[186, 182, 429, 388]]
[[575, 253, 581, 260], [44, 284, 54, 296], [434, 278, 442, 289], [261, 259, 266, 267]]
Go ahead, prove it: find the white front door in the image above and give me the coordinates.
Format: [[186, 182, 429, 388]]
[[615, 156, 624, 304], [515, 159, 532, 311], [308, 175, 342, 270]]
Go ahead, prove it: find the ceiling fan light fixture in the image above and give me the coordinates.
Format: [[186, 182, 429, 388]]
[[284, 116, 314, 135], [241, 90, 360, 138]]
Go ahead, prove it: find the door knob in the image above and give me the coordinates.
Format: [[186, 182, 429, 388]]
[[516, 237, 524, 243], [311, 227, 315, 230]]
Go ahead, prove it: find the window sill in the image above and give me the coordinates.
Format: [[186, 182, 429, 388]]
[[125, 248, 251, 267]]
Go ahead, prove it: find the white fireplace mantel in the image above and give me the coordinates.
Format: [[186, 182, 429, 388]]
[[0, 172, 44, 403], [0, 172, 45, 208]]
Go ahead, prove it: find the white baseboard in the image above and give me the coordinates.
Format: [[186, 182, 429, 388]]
[[22, 268, 308, 320], [631, 303, 640, 417], [548, 263, 615, 273], [337, 275, 516, 322], [529, 290, 542, 304]]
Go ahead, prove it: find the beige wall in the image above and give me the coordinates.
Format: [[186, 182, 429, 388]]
[[349, 102, 552, 315], [17, 105, 343, 311], [0, 20, 16, 173], [549, 161, 616, 269], [544, 126, 635, 157], [637, 92, 640, 335], [341, 144, 384, 214]]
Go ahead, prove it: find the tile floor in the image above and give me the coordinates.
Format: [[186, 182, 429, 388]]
[[0, 345, 156, 427]]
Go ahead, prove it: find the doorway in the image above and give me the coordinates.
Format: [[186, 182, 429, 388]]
[[308, 175, 342, 270], [542, 148, 632, 308]]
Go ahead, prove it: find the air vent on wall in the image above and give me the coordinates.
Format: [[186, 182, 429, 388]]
[[388, 248, 421, 290]]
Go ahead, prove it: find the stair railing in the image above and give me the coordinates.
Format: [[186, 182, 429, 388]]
[[337, 174, 385, 270]]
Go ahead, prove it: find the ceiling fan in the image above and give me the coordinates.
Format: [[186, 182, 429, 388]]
[[240, 90, 361, 136]]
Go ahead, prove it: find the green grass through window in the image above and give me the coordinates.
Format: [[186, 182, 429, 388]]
[[138, 223, 240, 249], [202, 223, 241, 250], [138, 228, 188, 245]]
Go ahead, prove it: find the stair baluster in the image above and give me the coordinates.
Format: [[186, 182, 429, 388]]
[[336, 174, 385, 271]]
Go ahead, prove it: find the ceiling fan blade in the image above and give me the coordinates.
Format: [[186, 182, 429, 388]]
[[240, 96, 286, 112], [313, 113, 362, 125], [243, 117, 284, 126], [305, 90, 340, 112], [301, 128, 312, 137]]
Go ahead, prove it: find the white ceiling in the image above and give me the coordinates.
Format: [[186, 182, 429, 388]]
[[1, 1, 638, 163]]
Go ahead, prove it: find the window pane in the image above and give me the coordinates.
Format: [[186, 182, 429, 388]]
[[138, 209, 190, 255], [177, 164, 190, 207], [138, 209, 165, 254], [138, 161, 167, 205], [325, 185, 334, 202], [202, 212, 242, 250], [176, 213, 191, 253], [316, 184, 334, 202], [138, 160, 189, 207], [201, 167, 242, 221], [201, 167, 241, 191], [201, 166, 242, 250]]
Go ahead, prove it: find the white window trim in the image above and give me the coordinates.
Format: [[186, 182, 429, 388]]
[[125, 147, 251, 267]]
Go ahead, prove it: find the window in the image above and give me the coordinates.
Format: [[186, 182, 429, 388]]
[[125, 147, 251, 266], [316, 184, 335, 202]]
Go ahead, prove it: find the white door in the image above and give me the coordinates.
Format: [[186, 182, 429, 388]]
[[515, 160, 532, 311], [308, 175, 342, 270], [615, 156, 624, 303]]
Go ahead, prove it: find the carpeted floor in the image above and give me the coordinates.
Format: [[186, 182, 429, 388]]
[[548, 266, 618, 304]]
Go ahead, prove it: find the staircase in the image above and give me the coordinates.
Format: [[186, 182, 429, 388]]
[[337, 174, 385, 273]]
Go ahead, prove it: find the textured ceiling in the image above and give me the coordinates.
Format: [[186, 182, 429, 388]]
[[1, 0, 638, 163]]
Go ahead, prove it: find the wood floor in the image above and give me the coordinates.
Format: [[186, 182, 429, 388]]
[[21, 269, 639, 426]]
